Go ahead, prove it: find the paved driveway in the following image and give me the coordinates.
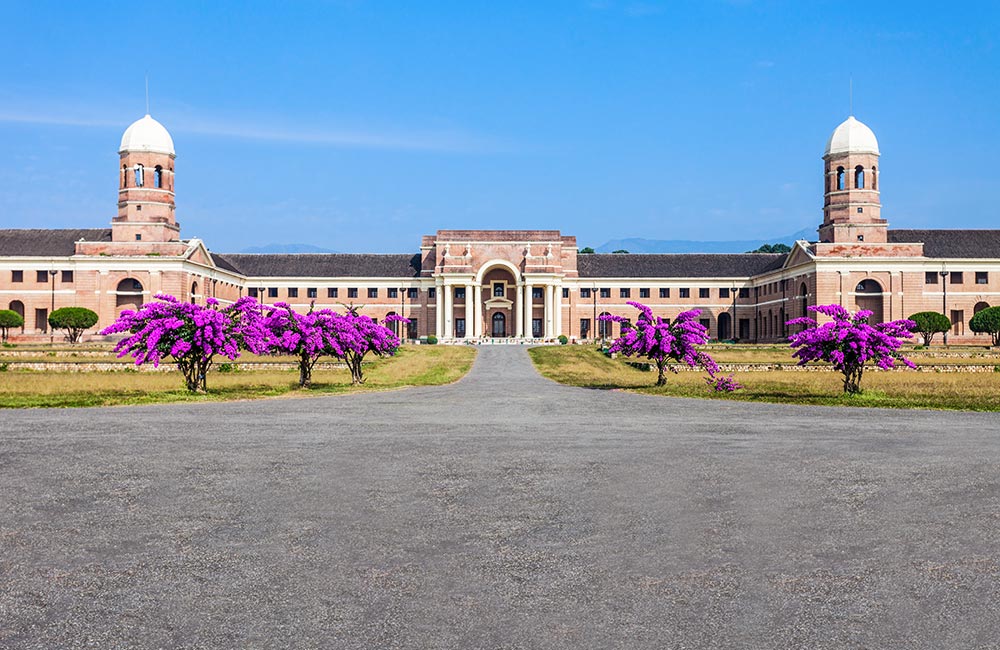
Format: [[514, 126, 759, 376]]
[[2, 347, 999, 649]]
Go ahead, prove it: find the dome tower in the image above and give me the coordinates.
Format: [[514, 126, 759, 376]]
[[113, 114, 178, 243], [818, 116, 885, 244]]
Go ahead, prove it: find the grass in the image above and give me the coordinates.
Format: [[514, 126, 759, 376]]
[[529, 345, 1000, 411], [0, 346, 476, 409]]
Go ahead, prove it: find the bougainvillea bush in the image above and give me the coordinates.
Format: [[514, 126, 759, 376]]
[[101, 294, 265, 393], [786, 304, 916, 394], [258, 303, 346, 387], [598, 302, 738, 391], [339, 309, 407, 385]]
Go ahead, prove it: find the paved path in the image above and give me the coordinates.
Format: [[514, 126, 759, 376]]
[[2, 347, 1000, 649]]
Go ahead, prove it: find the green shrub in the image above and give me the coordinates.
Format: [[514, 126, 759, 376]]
[[217, 363, 239, 373], [0, 363, 8, 372], [48, 307, 99, 343], [970, 306, 1000, 346], [558, 334, 569, 345], [425, 335, 438, 345], [908, 311, 951, 346], [0, 309, 24, 343]]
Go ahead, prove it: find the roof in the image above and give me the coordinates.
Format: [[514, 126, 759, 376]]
[[825, 116, 879, 156], [214, 253, 423, 278], [0, 229, 112, 256], [120, 114, 175, 156], [888, 229, 1000, 258], [577, 253, 787, 278]]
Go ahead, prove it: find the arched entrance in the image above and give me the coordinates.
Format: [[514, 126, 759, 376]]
[[8, 300, 24, 334], [854, 279, 884, 323], [491, 312, 507, 337], [975, 301, 990, 314], [116, 278, 144, 314], [718, 312, 732, 340]]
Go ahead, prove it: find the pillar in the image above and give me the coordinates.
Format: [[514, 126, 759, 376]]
[[554, 285, 562, 337], [473, 283, 483, 337], [515, 284, 524, 338], [444, 283, 454, 338], [523, 283, 533, 338], [545, 284, 554, 338], [435, 280, 444, 337], [464, 283, 474, 338]]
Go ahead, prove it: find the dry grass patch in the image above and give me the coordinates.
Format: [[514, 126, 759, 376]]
[[530, 345, 1000, 411], [0, 346, 476, 409]]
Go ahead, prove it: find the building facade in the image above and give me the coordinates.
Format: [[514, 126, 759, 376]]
[[2, 114, 1000, 344]]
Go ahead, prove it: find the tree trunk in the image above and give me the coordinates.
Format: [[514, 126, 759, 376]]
[[298, 352, 312, 388], [655, 359, 667, 387], [842, 364, 864, 394]]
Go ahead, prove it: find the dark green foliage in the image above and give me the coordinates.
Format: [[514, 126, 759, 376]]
[[425, 335, 438, 345], [970, 306, 1000, 346], [908, 311, 952, 346], [747, 243, 792, 254], [0, 309, 24, 343], [558, 334, 569, 345], [48, 307, 99, 343], [611, 249, 630, 254], [579, 247, 596, 254]]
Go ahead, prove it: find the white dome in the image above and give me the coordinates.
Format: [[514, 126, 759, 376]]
[[119, 114, 175, 156], [825, 116, 879, 156]]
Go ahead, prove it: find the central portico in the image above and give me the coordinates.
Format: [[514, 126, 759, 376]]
[[422, 230, 577, 340]]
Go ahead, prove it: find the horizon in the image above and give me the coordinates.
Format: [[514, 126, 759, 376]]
[[1, 2, 998, 253]]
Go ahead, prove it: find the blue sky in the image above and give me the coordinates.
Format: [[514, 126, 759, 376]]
[[1, 1, 998, 253]]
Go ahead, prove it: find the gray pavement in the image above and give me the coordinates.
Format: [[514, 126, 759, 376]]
[[1, 346, 1000, 649]]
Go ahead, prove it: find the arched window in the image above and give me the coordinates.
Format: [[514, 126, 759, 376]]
[[116, 278, 144, 312], [598, 311, 612, 338], [975, 301, 990, 315], [855, 279, 882, 293], [871, 166, 877, 190], [134, 164, 144, 187], [800, 282, 809, 318], [836, 167, 845, 190], [122, 165, 128, 188], [854, 165, 865, 189], [8, 300, 25, 334], [154, 166, 163, 189], [191, 282, 199, 304], [385, 311, 399, 336]]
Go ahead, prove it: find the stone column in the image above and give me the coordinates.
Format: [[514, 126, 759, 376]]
[[545, 284, 554, 338], [554, 285, 562, 337], [473, 283, 483, 337], [523, 283, 533, 338], [444, 283, 454, 339], [435, 280, 444, 337], [515, 284, 524, 338], [464, 284, 474, 338]]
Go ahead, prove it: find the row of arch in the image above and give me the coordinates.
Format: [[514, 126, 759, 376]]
[[833, 165, 877, 191], [122, 164, 169, 190]]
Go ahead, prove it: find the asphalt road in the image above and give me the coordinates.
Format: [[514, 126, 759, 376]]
[[2, 346, 1000, 649]]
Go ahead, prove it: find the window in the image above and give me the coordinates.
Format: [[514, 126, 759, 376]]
[[976, 272, 989, 285], [719, 288, 730, 299], [368, 288, 378, 299], [580, 288, 592, 299], [951, 310, 965, 336], [122, 165, 128, 188], [533, 288, 544, 299], [639, 288, 650, 299], [599, 288, 610, 299], [659, 288, 670, 298], [328, 288, 338, 298], [836, 166, 845, 190], [562, 288, 569, 299], [532, 318, 543, 338], [597, 312, 612, 338], [348, 288, 358, 298], [287, 288, 298, 298], [494, 283, 505, 297], [406, 319, 418, 339], [388, 288, 398, 299], [135, 234, 142, 241], [580, 318, 591, 339], [738, 288, 750, 299], [455, 287, 466, 300], [12, 270, 23, 283], [700, 318, 711, 334], [35, 308, 48, 333], [268, 287, 278, 298], [154, 166, 163, 189], [620, 288, 631, 298], [36, 270, 49, 283], [408, 288, 418, 299], [455, 318, 466, 338], [248, 287, 259, 298], [925, 272, 939, 285], [854, 165, 865, 189], [950, 272, 963, 285], [134, 164, 144, 187], [872, 166, 878, 190], [61, 270, 73, 283], [428, 288, 436, 299], [699, 288, 710, 299], [307, 288, 318, 299], [679, 288, 690, 298]]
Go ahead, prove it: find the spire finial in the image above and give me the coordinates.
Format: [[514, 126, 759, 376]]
[[145, 74, 150, 115]]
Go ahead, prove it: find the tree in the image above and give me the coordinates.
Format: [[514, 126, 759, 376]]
[[101, 294, 265, 392], [611, 249, 630, 254], [746, 243, 792, 254], [786, 304, 916, 394], [0, 309, 24, 343], [47, 307, 99, 343], [259, 302, 345, 387], [969, 306, 1000, 346], [598, 302, 738, 391], [579, 247, 596, 254], [908, 311, 951, 346], [337, 308, 406, 385]]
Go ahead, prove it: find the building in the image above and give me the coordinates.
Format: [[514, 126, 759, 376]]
[[2, 113, 1000, 344]]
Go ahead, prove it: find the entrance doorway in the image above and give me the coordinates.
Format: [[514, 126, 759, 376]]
[[491, 312, 507, 337]]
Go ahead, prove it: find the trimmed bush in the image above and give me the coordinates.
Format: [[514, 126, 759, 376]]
[[908, 311, 951, 346], [48, 307, 99, 343], [0, 309, 24, 343], [425, 335, 438, 345], [558, 334, 569, 345], [970, 306, 1000, 346]]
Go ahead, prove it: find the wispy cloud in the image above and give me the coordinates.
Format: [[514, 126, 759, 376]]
[[0, 109, 510, 154]]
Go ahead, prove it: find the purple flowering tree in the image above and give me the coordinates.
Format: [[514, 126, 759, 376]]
[[599, 302, 736, 390], [259, 303, 345, 388], [786, 304, 916, 394], [101, 294, 265, 393], [337, 309, 407, 385]]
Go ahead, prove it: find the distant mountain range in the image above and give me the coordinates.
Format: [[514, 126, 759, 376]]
[[239, 243, 339, 254], [593, 228, 814, 254]]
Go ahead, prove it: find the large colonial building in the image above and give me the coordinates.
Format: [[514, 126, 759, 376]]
[[3, 114, 1000, 343]]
